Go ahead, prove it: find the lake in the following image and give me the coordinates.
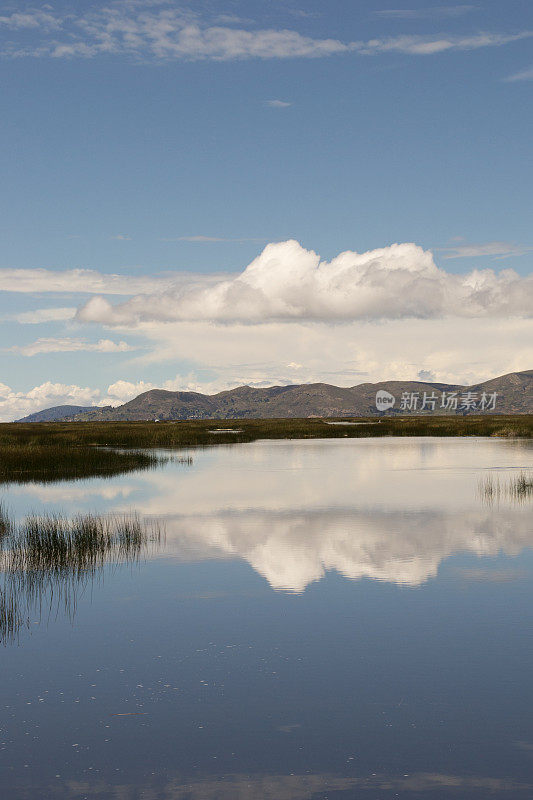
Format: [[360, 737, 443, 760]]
[[1, 437, 533, 799]]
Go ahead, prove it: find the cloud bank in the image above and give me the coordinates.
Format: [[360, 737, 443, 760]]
[[2, 239, 531, 420], [77, 240, 533, 325]]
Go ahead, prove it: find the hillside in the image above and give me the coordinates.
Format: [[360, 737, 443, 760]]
[[15, 405, 97, 423], [65, 370, 532, 421]]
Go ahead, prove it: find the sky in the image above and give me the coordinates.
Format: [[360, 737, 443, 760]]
[[0, 0, 532, 420]]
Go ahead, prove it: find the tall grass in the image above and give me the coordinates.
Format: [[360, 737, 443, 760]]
[[0, 443, 166, 485], [0, 415, 531, 453], [0, 509, 162, 643], [509, 472, 533, 502], [478, 472, 533, 505], [0, 501, 11, 538]]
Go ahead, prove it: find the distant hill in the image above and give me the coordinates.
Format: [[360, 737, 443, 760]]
[[15, 405, 96, 423], [63, 369, 532, 421]]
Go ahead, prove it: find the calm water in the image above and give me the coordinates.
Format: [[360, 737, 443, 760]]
[[1, 437, 533, 799]]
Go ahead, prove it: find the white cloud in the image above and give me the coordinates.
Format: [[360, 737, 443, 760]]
[[0, 381, 99, 422], [439, 241, 533, 259], [354, 31, 533, 56], [375, 6, 478, 19], [9, 337, 135, 357], [266, 99, 292, 108], [0, 10, 60, 30], [120, 315, 532, 389], [0, 267, 200, 295], [160, 235, 264, 243], [1, 5, 352, 61], [110, 233, 131, 240], [1, 315, 531, 421], [100, 374, 208, 405], [8, 307, 76, 324], [505, 65, 533, 82], [3, 240, 529, 404], [76, 239, 533, 325], [104, 379, 156, 403], [0, 3, 530, 61], [0, 374, 211, 420]]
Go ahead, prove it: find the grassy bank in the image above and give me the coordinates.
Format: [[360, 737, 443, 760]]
[[0, 416, 530, 485], [1, 414, 532, 450]]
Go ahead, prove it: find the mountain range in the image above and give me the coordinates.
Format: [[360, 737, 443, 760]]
[[14, 370, 533, 422]]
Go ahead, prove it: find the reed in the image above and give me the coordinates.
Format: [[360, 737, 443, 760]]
[[509, 472, 533, 502], [0, 443, 164, 484], [0, 509, 162, 644], [0, 416, 529, 489], [0, 414, 531, 454], [478, 472, 533, 505]]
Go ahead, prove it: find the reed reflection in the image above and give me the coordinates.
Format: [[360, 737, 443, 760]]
[[0, 505, 161, 643]]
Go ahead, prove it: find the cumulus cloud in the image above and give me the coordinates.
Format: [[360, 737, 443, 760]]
[[0, 374, 208, 421], [76, 239, 533, 325], [8, 337, 135, 357], [0, 381, 99, 422], [100, 375, 206, 405], [104, 379, 159, 403], [0, 3, 530, 61]]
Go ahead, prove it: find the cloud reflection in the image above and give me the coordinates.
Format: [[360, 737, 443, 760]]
[[156, 507, 533, 591], [10, 438, 533, 592]]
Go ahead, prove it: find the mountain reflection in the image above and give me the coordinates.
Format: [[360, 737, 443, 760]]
[[6, 438, 533, 594], [0, 510, 161, 643]]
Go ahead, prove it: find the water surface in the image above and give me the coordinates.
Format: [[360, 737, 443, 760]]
[[1, 437, 533, 799]]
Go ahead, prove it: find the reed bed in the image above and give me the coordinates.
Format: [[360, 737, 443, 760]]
[[0, 509, 162, 643], [0, 414, 531, 454], [509, 472, 533, 501], [478, 472, 533, 505], [0, 417, 529, 486], [0, 443, 164, 484]]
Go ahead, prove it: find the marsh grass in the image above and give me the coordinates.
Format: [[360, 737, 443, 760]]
[[509, 472, 533, 502], [0, 417, 529, 485], [0, 443, 165, 485], [0, 509, 162, 643], [0, 415, 531, 452], [0, 501, 11, 538], [478, 472, 533, 505]]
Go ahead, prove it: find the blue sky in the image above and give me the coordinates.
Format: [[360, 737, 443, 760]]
[[0, 0, 532, 418]]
